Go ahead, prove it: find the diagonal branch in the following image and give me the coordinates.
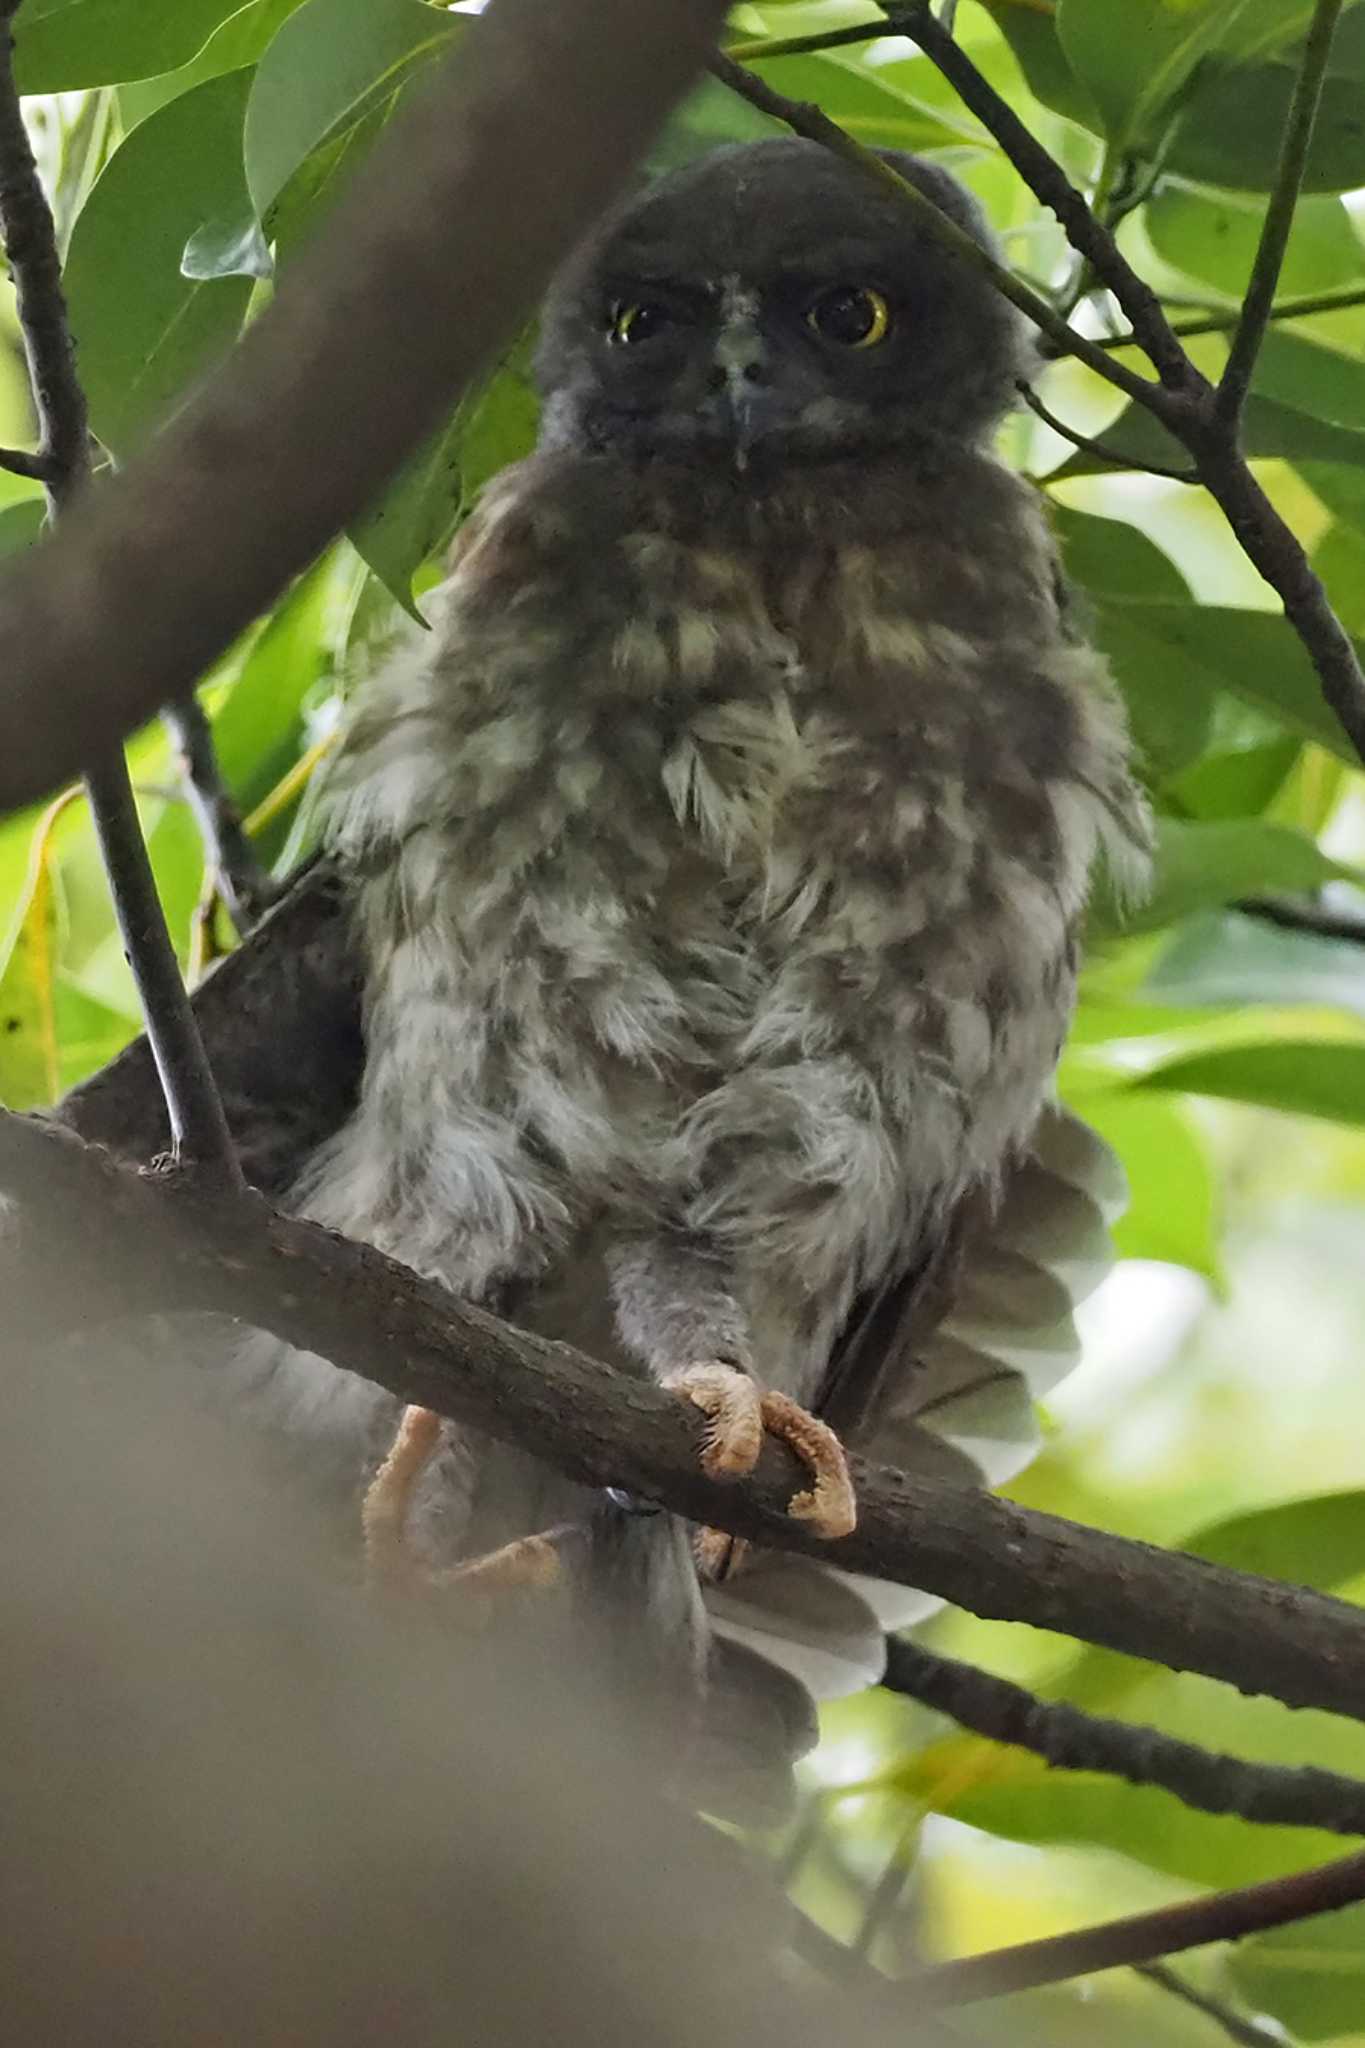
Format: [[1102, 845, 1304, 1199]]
[[8, 1104, 1365, 1728], [1016, 380, 1197, 482], [0, 0, 731, 815], [887, 2, 1197, 396], [909, 1847, 1365, 2007], [162, 694, 277, 937], [0, 0, 240, 1183], [1217, 0, 1344, 424], [883, 1637, 1365, 1838]]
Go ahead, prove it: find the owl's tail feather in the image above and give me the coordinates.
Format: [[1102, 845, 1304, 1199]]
[[703, 1106, 1127, 1700]]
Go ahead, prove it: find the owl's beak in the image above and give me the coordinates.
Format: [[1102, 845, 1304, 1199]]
[[723, 379, 786, 465]]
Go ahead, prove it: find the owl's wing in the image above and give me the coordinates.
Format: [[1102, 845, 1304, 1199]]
[[701, 1106, 1127, 1696]]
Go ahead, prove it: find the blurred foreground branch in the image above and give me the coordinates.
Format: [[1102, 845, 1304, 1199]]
[[0, 0, 728, 812], [6, 1104, 1365, 1725]]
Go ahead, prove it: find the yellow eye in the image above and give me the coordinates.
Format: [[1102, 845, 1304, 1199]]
[[608, 301, 671, 346], [806, 285, 891, 349]]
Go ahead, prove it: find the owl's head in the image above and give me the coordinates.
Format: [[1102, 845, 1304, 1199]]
[[534, 138, 1029, 469]]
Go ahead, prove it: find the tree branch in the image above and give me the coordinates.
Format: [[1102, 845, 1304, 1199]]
[[883, 1637, 1365, 1839], [0, 441, 51, 480], [910, 1848, 1365, 2006], [8, 1104, 1365, 1727], [162, 694, 276, 937], [1237, 892, 1365, 945], [887, 2, 1197, 395], [1092, 283, 1365, 350], [1217, 0, 1344, 424], [0, 0, 730, 815], [1017, 380, 1198, 482], [706, 51, 1162, 408], [0, 0, 241, 1182]]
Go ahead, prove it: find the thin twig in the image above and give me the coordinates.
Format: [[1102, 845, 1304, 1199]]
[[0, 442, 50, 479], [1218, 0, 1344, 424], [1017, 380, 1198, 482], [882, 1637, 1365, 1839], [1136, 1962, 1291, 2048], [724, 21, 890, 62], [706, 50, 1162, 409], [10, 1107, 1365, 1728], [0, 1, 241, 1181], [887, 2, 1197, 396], [908, 1848, 1365, 2007], [163, 694, 276, 936], [1092, 283, 1365, 350]]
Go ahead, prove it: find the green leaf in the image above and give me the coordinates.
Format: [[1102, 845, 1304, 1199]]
[[1093, 600, 1359, 765], [120, 0, 311, 128], [244, 0, 458, 225], [1056, 0, 1249, 153], [210, 556, 337, 817], [1231, 1903, 1365, 2039], [13, 0, 244, 91], [0, 500, 46, 558], [1054, 504, 1192, 602], [1137, 1040, 1365, 1123], [1062, 1088, 1221, 1278], [349, 342, 538, 613], [1311, 522, 1365, 638], [1168, 734, 1301, 820], [64, 70, 255, 456], [736, 51, 985, 153], [1126, 818, 1360, 933], [1167, 58, 1365, 191], [1148, 909, 1365, 1017], [1145, 188, 1365, 301], [980, 0, 1103, 130]]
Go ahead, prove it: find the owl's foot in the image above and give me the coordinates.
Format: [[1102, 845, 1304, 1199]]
[[665, 1364, 857, 1569], [363, 1403, 568, 1604]]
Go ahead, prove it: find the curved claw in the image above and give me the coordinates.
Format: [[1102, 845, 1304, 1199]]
[[665, 1362, 858, 1554]]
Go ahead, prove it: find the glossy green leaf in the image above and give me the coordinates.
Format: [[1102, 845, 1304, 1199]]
[[209, 558, 337, 817], [1125, 819, 1360, 934], [980, 0, 1102, 130], [1310, 522, 1365, 638], [244, 0, 458, 224], [1168, 734, 1301, 821], [64, 70, 255, 455], [1054, 503, 1191, 601], [740, 52, 984, 154], [1148, 909, 1365, 1018], [1093, 600, 1358, 764], [13, 0, 243, 91], [1167, 60, 1365, 191], [1145, 188, 1365, 301], [1056, 0, 1246, 152], [120, 0, 311, 128], [1138, 1040, 1365, 1123]]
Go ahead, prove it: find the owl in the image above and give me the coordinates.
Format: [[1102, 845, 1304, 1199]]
[[215, 139, 1146, 1759]]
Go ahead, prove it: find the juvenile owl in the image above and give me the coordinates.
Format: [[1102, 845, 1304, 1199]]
[[242, 140, 1147, 1725]]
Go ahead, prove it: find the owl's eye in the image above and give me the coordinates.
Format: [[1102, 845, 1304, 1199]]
[[608, 301, 672, 346], [806, 285, 891, 349]]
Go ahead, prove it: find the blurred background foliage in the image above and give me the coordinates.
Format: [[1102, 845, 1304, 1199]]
[[1, 0, 1364, 2039]]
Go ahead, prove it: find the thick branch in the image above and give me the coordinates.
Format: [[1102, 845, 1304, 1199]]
[[883, 1637, 1365, 1838], [912, 1848, 1365, 2006], [1218, 0, 1344, 423], [0, 0, 728, 814], [7, 1105, 1365, 1726], [706, 52, 1161, 408], [163, 695, 276, 936], [0, 1, 240, 1181]]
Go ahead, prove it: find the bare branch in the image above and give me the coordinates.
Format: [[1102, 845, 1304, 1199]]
[[1237, 892, 1365, 945], [0, 442, 51, 480], [1017, 380, 1198, 482], [883, 1637, 1365, 1839], [0, 1, 241, 1182], [1218, 0, 1345, 424], [706, 51, 1163, 408], [163, 694, 276, 937], [0, 0, 730, 814], [9, 1105, 1365, 1726], [910, 1849, 1365, 2007], [1092, 283, 1365, 350]]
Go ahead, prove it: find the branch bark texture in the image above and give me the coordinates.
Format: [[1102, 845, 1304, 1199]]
[[0, 0, 728, 813], [7, 1106, 1365, 1728]]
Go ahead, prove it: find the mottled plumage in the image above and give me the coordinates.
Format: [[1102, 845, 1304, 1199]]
[[236, 141, 1147, 1751]]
